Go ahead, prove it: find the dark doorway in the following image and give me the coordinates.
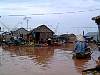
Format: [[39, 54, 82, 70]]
[[35, 32, 40, 43]]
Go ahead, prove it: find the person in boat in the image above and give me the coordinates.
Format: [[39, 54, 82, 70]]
[[82, 56, 100, 73], [74, 35, 88, 55]]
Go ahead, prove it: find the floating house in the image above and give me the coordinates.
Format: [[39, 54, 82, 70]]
[[85, 32, 98, 42], [2, 28, 29, 42], [53, 34, 69, 43], [11, 28, 29, 40], [67, 34, 76, 43], [29, 25, 54, 43], [2, 32, 11, 42]]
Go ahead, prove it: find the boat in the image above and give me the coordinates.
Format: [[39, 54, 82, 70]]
[[82, 65, 100, 75], [72, 48, 91, 59]]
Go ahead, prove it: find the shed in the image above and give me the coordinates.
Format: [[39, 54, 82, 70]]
[[11, 28, 29, 40], [29, 25, 54, 43]]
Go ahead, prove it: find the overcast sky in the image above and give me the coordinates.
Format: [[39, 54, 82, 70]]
[[0, 0, 100, 34]]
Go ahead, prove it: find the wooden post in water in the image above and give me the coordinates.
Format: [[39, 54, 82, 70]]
[[92, 16, 100, 42]]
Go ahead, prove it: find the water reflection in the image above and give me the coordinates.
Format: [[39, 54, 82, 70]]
[[73, 59, 89, 73], [32, 47, 54, 67], [2, 46, 54, 66]]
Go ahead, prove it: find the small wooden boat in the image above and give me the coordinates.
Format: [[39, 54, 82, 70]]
[[82, 65, 100, 75], [73, 53, 91, 59], [73, 48, 91, 59]]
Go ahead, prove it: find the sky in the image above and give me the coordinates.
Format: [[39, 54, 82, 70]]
[[0, 0, 100, 35]]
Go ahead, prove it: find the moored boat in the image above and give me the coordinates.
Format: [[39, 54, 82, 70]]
[[73, 48, 91, 59]]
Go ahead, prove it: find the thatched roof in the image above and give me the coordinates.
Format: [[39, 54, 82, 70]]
[[92, 15, 100, 25], [92, 16, 100, 20], [32, 25, 54, 33]]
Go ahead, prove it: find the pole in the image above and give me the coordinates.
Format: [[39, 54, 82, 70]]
[[23, 17, 31, 31], [98, 25, 100, 42], [92, 16, 100, 43], [83, 30, 84, 36], [27, 19, 28, 30]]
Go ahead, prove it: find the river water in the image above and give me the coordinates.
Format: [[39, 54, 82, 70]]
[[0, 43, 99, 75]]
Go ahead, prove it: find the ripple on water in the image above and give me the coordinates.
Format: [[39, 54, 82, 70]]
[[0, 44, 99, 75]]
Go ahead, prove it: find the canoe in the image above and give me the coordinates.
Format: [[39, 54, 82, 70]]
[[82, 66, 100, 75], [73, 53, 91, 59], [73, 51, 91, 59]]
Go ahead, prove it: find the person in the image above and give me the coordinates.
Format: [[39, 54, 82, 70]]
[[47, 38, 52, 46], [74, 35, 88, 55]]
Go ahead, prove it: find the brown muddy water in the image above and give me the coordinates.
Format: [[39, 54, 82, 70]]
[[0, 43, 99, 75]]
